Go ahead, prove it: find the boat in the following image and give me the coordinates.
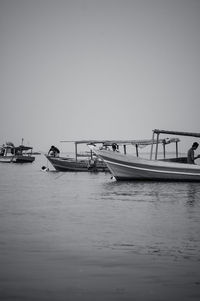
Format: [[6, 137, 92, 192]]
[[45, 138, 178, 172], [45, 155, 108, 172], [12, 145, 35, 163], [45, 140, 109, 172], [0, 141, 35, 163], [91, 129, 200, 181], [0, 143, 15, 163]]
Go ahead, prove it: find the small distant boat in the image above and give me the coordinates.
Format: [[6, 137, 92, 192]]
[[91, 129, 200, 181], [0, 143, 14, 163], [12, 145, 35, 163], [0, 141, 35, 163]]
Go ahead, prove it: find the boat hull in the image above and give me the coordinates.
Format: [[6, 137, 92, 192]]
[[0, 156, 13, 163], [45, 155, 108, 172], [94, 149, 200, 181], [12, 155, 35, 163]]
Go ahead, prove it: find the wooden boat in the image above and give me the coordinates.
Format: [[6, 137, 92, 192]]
[[12, 145, 35, 163], [45, 155, 108, 172], [91, 130, 200, 181], [45, 140, 109, 172]]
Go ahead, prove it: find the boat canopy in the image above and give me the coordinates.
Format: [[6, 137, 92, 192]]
[[150, 129, 200, 160], [61, 138, 180, 160], [14, 145, 33, 151], [60, 138, 180, 146], [153, 129, 200, 138]]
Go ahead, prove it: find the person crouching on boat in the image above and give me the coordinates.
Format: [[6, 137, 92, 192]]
[[187, 142, 200, 164], [48, 145, 60, 157]]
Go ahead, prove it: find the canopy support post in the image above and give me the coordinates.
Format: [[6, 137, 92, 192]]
[[163, 141, 166, 159], [75, 143, 77, 162], [155, 133, 160, 160], [136, 144, 139, 157], [176, 141, 178, 158], [150, 131, 155, 160]]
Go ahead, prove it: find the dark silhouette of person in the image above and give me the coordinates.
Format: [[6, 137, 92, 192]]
[[187, 142, 200, 164]]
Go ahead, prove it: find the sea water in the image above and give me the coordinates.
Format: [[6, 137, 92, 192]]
[[0, 155, 200, 301]]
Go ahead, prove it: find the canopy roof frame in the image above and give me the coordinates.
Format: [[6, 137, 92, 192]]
[[153, 129, 200, 138], [61, 138, 180, 161], [151, 129, 200, 160], [60, 138, 180, 146]]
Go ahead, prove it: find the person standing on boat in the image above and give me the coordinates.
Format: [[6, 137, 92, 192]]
[[187, 142, 200, 164]]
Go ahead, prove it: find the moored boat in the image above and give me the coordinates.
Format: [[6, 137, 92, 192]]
[[45, 155, 107, 172], [12, 145, 35, 163], [0, 143, 14, 163], [45, 140, 109, 172], [91, 129, 200, 181], [0, 141, 35, 163], [46, 138, 177, 172]]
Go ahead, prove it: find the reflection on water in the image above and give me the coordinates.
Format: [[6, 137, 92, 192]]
[[102, 180, 200, 205], [97, 181, 200, 262], [185, 183, 200, 206], [0, 159, 200, 301]]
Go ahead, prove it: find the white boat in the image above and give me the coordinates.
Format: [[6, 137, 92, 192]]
[[0, 143, 14, 163], [91, 129, 200, 181]]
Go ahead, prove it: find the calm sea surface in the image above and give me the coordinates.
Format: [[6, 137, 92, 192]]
[[0, 155, 200, 301]]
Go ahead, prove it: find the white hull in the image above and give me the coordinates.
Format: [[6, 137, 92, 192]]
[[0, 156, 13, 163], [94, 149, 200, 181]]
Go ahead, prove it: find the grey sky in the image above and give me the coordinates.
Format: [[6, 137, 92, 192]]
[[1, 0, 200, 152]]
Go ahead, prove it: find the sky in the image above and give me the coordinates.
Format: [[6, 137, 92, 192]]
[[1, 0, 200, 153]]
